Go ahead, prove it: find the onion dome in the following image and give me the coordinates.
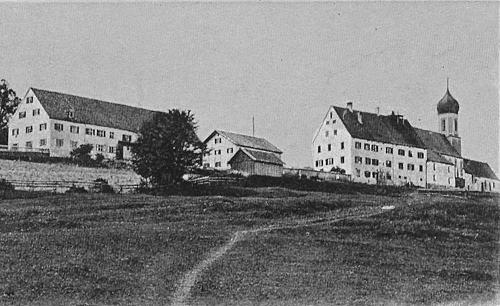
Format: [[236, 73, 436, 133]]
[[437, 88, 459, 114]]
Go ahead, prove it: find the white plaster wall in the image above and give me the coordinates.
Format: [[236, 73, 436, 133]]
[[202, 132, 238, 170], [427, 161, 455, 188]]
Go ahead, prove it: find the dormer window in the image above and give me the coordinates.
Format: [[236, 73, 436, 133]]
[[67, 110, 74, 119], [26, 97, 33, 104]]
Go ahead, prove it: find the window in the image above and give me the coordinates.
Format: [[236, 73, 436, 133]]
[[227, 148, 233, 154], [365, 157, 371, 165], [315, 160, 324, 167], [441, 119, 446, 132], [39, 139, 46, 146], [56, 139, 64, 147], [214, 138, 222, 144], [386, 147, 393, 154], [203, 163, 210, 168], [398, 163, 404, 170], [109, 132, 114, 139], [325, 121, 329, 125], [433, 174, 436, 181], [317, 145, 321, 153], [85, 128, 95, 136], [25, 141, 32, 149], [70, 141, 78, 149], [419, 165, 423, 172], [340, 142, 345, 150], [325, 131, 329, 137], [417, 152, 424, 159], [448, 166, 450, 173], [11, 128, 19, 136], [96, 144, 105, 152], [398, 149, 405, 156], [407, 164, 415, 171], [371, 144, 378, 152], [12, 143, 18, 151], [408, 150, 413, 157], [364, 143, 370, 150], [355, 141, 361, 149], [25, 126, 33, 133], [67, 110, 74, 119], [70, 126, 79, 134], [39, 123, 47, 131], [330, 112, 333, 119], [19, 111, 26, 119], [326, 158, 334, 165], [364, 171, 371, 178], [386, 160, 392, 167], [433, 163, 436, 171], [215, 161, 221, 167], [333, 130, 337, 135], [387, 174, 392, 180], [372, 172, 378, 179], [122, 134, 132, 142], [54, 123, 63, 131], [454, 119, 458, 132], [372, 159, 379, 166], [355, 156, 362, 164], [97, 130, 106, 137], [108, 146, 115, 153], [327, 144, 331, 151], [356, 169, 360, 177], [340, 156, 345, 164], [26, 97, 33, 104], [32, 109, 40, 116]]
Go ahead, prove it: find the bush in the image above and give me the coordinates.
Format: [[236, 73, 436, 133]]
[[92, 178, 114, 193], [94, 153, 105, 165], [0, 179, 14, 191], [66, 184, 87, 194]]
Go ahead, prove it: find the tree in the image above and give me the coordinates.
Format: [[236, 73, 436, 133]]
[[0, 79, 20, 144], [132, 109, 205, 186], [70, 144, 93, 164]]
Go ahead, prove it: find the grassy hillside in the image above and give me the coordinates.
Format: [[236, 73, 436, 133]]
[[0, 190, 497, 305]]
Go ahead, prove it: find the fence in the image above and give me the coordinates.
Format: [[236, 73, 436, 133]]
[[2, 179, 139, 193], [283, 167, 352, 182], [188, 176, 242, 186]]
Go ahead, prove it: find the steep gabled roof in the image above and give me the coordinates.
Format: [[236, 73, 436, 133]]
[[414, 128, 461, 158], [229, 148, 284, 165], [333, 107, 425, 148], [205, 130, 282, 153], [463, 159, 498, 180], [427, 150, 454, 165], [31, 88, 160, 133]]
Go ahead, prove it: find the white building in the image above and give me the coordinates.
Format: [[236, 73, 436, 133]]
[[202, 130, 283, 173], [463, 159, 499, 192], [8, 88, 159, 159]]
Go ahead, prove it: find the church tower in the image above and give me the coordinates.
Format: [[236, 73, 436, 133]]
[[437, 79, 461, 155]]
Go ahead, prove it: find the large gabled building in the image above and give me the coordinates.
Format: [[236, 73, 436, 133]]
[[8, 88, 160, 159]]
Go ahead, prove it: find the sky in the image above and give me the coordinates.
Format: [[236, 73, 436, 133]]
[[0, 2, 498, 171]]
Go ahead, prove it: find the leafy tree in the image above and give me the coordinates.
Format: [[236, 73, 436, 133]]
[[0, 79, 20, 144], [132, 109, 205, 186], [70, 144, 93, 164]]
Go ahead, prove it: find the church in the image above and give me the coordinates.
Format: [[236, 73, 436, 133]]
[[312, 84, 498, 192]]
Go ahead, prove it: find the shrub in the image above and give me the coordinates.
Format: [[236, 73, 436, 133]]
[[66, 184, 88, 194], [70, 144, 93, 165], [92, 178, 114, 193], [0, 179, 14, 191], [94, 153, 105, 165]]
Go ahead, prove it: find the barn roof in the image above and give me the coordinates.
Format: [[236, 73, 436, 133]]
[[205, 130, 282, 153], [229, 148, 284, 166], [427, 150, 454, 165], [31, 88, 160, 133], [333, 106, 426, 149], [414, 128, 461, 158], [463, 159, 498, 180]]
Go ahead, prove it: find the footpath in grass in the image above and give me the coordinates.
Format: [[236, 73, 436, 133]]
[[190, 193, 499, 306], [0, 189, 384, 305]]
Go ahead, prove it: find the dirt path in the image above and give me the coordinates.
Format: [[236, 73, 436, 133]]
[[170, 207, 393, 306]]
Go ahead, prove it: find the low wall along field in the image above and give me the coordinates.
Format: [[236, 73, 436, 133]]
[[0, 159, 142, 192]]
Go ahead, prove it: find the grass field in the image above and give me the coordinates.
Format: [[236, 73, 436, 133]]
[[0, 188, 498, 305]]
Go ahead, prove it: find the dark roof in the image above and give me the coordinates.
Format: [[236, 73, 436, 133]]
[[333, 107, 426, 148], [437, 89, 459, 114], [427, 150, 454, 165], [463, 159, 498, 180], [31, 88, 160, 133], [229, 148, 284, 165], [414, 128, 461, 158], [205, 130, 282, 153]]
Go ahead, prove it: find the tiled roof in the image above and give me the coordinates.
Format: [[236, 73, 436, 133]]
[[32, 88, 160, 133], [333, 107, 426, 149], [229, 148, 284, 165], [206, 130, 282, 153], [463, 159, 498, 180], [414, 128, 461, 158], [427, 150, 454, 165]]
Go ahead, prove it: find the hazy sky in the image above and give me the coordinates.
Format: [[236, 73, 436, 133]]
[[1, 2, 498, 170]]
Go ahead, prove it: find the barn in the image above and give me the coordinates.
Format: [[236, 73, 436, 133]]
[[228, 148, 284, 177]]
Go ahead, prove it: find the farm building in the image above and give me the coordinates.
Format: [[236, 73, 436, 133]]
[[202, 130, 283, 172], [228, 148, 284, 177], [463, 159, 499, 192], [8, 88, 160, 159]]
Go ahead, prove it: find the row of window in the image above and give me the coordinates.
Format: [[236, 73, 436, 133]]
[[205, 147, 234, 156], [315, 156, 345, 167], [317, 142, 344, 153], [18, 108, 41, 119], [12, 140, 117, 153], [324, 129, 338, 137], [12, 123, 132, 142], [354, 141, 424, 158]]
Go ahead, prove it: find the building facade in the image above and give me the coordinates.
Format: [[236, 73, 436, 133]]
[[228, 148, 284, 177], [8, 88, 158, 159]]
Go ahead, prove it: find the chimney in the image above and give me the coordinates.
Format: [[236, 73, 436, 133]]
[[376, 107, 380, 116], [346, 102, 353, 112], [357, 112, 363, 124]]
